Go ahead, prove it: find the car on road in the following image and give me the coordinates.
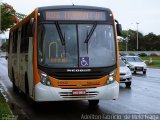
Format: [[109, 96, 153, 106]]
[[120, 59, 132, 87], [122, 56, 147, 74]]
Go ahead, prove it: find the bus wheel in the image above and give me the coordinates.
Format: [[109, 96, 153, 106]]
[[25, 73, 29, 97], [88, 100, 99, 106]]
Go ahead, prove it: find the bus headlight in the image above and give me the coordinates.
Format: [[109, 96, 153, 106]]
[[106, 70, 116, 85], [39, 70, 51, 86]]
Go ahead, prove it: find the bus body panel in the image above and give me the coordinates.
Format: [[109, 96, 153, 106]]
[[10, 54, 17, 82], [9, 11, 36, 96], [8, 32, 13, 81], [113, 15, 120, 82], [19, 53, 27, 93], [18, 28, 26, 93], [33, 8, 40, 86], [27, 37, 34, 97], [34, 81, 119, 101]]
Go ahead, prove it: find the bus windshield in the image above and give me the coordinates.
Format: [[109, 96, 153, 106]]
[[38, 23, 116, 68], [126, 56, 143, 62]]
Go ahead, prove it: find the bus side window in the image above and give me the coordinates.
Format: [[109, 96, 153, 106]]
[[8, 33, 12, 53], [12, 30, 18, 53], [28, 20, 33, 37], [20, 22, 29, 53]]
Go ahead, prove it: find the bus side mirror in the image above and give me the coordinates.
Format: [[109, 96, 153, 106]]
[[29, 18, 34, 37], [115, 20, 122, 36], [116, 24, 122, 36]]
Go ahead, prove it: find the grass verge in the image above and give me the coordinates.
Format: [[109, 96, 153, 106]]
[[141, 56, 160, 68], [0, 92, 14, 119], [141, 56, 160, 61]]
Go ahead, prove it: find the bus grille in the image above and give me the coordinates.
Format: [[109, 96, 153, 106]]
[[59, 91, 99, 99], [38, 65, 116, 80], [53, 72, 105, 80]]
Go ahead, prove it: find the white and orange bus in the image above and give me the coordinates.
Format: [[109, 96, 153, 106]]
[[8, 5, 122, 105]]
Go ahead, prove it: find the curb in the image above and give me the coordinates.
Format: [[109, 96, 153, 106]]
[[0, 82, 30, 120]]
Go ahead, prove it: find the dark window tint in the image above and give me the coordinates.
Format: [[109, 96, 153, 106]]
[[12, 29, 18, 53], [8, 33, 12, 53], [20, 22, 30, 53]]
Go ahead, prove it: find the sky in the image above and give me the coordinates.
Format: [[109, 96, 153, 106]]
[[1, 0, 160, 38]]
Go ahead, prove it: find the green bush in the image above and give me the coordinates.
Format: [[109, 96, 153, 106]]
[[0, 41, 8, 52], [138, 53, 148, 57]]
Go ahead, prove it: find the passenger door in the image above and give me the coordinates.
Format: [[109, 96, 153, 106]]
[[18, 23, 30, 93]]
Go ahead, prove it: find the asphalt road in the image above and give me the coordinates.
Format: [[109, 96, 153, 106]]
[[0, 58, 160, 120]]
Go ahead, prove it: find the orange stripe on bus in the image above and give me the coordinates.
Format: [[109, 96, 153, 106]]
[[49, 76, 108, 89], [33, 8, 40, 85], [111, 10, 120, 82]]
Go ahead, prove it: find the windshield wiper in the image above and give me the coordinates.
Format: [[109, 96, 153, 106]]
[[84, 23, 97, 44], [84, 23, 97, 54], [55, 22, 66, 57], [55, 22, 65, 46]]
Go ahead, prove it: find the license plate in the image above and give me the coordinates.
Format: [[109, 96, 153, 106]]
[[72, 90, 86, 95], [136, 67, 143, 70]]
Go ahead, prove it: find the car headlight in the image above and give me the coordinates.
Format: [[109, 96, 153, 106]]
[[39, 70, 52, 86], [129, 64, 134, 68], [106, 70, 116, 85], [143, 64, 147, 68]]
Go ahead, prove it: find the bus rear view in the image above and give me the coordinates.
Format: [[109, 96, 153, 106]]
[[9, 5, 122, 106]]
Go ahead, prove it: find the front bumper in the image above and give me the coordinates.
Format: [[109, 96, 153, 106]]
[[34, 81, 119, 102], [120, 74, 132, 83], [130, 66, 147, 72]]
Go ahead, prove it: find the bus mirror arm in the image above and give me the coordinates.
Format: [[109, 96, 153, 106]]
[[115, 20, 122, 36]]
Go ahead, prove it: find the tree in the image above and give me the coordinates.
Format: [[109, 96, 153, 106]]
[[143, 33, 160, 51], [0, 3, 26, 33], [120, 29, 160, 51], [120, 29, 143, 51]]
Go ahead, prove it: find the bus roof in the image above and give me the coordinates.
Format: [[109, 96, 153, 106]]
[[38, 5, 111, 12], [10, 5, 112, 32]]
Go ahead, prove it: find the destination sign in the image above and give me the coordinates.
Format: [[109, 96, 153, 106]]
[[44, 10, 106, 21]]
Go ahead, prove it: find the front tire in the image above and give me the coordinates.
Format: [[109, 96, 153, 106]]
[[25, 73, 29, 97], [88, 100, 99, 106], [143, 71, 146, 74], [125, 82, 131, 88]]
